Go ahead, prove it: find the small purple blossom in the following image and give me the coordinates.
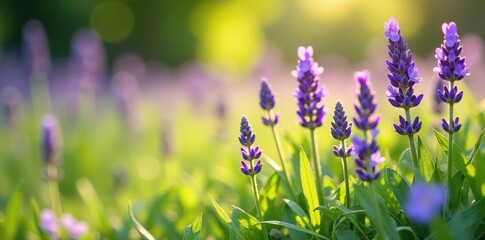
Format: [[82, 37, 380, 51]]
[[352, 70, 383, 182], [41, 114, 62, 165], [238, 116, 263, 176], [292, 46, 327, 130], [404, 183, 446, 224], [61, 214, 89, 239], [40, 209, 58, 236], [353, 70, 379, 131], [259, 78, 279, 126], [393, 115, 422, 135], [384, 17, 400, 42], [331, 101, 353, 158], [433, 79, 445, 114]]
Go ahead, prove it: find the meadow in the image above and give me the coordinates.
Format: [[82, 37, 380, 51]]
[[0, 16, 485, 240]]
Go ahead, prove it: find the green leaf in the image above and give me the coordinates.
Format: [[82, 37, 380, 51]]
[[283, 199, 313, 231], [0, 182, 23, 239], [299, 146, 321, 229], [128, 202, 156, 240], [417, 136, 434, 182], [259, 172, 281, 218], [282, 204, 311, 240], [335, 226, 360, 240], [231, 206, 262, 239], [183, 212, 203, 240], [475, 151, 485, 199], [255, 221, 329, 239], [209, 195, 244, 239], [434, 130, 478, 197], [466, 129, 484, 165], [449, 172, 465, 212], [354, 184, 400, 240], [385, 168, 410, 210]]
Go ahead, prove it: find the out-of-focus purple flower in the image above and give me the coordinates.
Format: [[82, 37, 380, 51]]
[[404, 183, 446, 224], [259, 78, 279, 126], [238, 116, 263, 176], [384, 17, 423, 136], [61, 213, 89, 239], [23, 20, 51, 76], [41, 114, 62, 165], [434, 22, 469, 133], [433, 79, 445, 114], [352, 70, 383, 182], [292, 46, 327, 130], [353, 70, 379, 131], [40, 209, 58, 236], [1, 86, 22, 128]]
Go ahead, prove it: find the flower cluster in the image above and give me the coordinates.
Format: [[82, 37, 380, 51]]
[[259, 79, 279, 126], [384, 17, 423, 135], [404, 183, 446, 224], [292, 46, 327, 130], [238, 116, 263, 176], [40, 209, 88, 239], [331, 101, 353, 157], [434, 22, 469, 133], [352, 71, 383, 182]]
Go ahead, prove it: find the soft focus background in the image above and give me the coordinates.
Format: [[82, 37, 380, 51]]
[[1, 0, 485, 239]]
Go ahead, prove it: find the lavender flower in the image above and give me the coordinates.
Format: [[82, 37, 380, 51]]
[[39, 209, 59, 237], [239, 116, 262, 176], [41, 114, 62, 165], [352, 70, 379, 131], [331, 101, 353, 158], [433, 78, 445, 114], [259, 78, 279, 126], [404, 183, 446, 224], [23, 20, 51, 76], [352, 70, 383, 182], [384, 17, 423, 136], [292, 46, 327, 130], [61, 214, 89, 239], [434, 22, 468, 133]]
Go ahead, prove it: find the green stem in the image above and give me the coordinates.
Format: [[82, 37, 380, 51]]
[[404, 108, 418, 172], [268, 111, 297, 200], [447, 81, 455, 210], [370, 182, 384, 240], [249, 161, 269, 240], [47, 163, 62, 216], [310, 129, 324, 206], [340, 140, 351, 208]]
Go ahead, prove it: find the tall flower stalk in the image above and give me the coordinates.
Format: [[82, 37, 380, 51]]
[[238, 116, 268, 240], [259, 78, 296, 200], [41, 114, 63, 217], [292, 46, 327, 205], [434, 22, 469, 195], [352, 70, 385, 239], [384, 17, 423, 171], [331, 101, 353, 208]]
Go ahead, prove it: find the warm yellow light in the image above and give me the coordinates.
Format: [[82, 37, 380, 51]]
[[299, 0, 357, 22]]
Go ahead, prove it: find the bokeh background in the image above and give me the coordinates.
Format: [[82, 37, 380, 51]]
[[1, 0, 485, 238]]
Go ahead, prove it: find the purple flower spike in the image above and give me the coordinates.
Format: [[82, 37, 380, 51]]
[[259, 78, 279, 126], [404, 183, 446, 224], [393, 116, 422, 135], [331, 101, 352, 141], [293, 46, 327, 130], [41, 115, 62, 165], [238, 116, 263, 176], [434, 22, 469, 81], [39, 209, 59, 237], [353, 70, 379, 131]]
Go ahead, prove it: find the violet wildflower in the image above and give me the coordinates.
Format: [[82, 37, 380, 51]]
[[433, 79, 445, 114], [352, 70, 383, 182], [404, 183, 446, 224], [384, 17, 423, 170], [434, 22, 469, 193], [292, 46, 327, 130], [40, 209, 59, 237], [61, 213, 89, 239], [259, 78, 296, 200], [259, 78, 279, 126], [237, 116, 268, 239], [331, 100, 353, 207], [41, 114, 62, 166], [23, 20, 51, 76]]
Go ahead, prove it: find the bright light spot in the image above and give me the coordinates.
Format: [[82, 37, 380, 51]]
[[136, 155, 160, 180], [191, 2, 264, 74], [90, 1, 134, 43]]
